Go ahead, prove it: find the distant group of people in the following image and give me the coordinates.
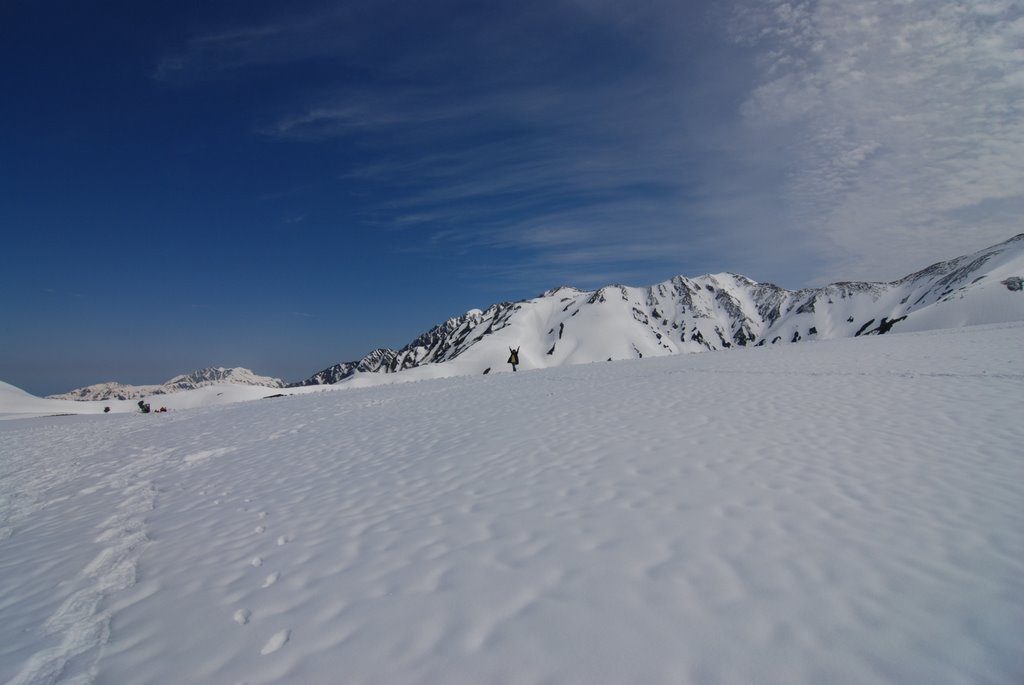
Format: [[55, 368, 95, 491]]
[[137, 400, 168, 414]]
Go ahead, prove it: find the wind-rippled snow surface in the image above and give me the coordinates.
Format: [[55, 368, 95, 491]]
[[1, 324, 1022, 684]]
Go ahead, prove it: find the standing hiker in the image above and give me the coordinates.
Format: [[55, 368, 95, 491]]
[[507, 346, 520, 372]]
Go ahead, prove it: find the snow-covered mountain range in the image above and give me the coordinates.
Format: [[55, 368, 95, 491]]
[[49, 367, 285, 402], [42, 234, 1024, 398], [295, 233, 1024, 386]]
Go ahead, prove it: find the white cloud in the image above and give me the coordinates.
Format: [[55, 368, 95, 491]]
[[732, 0, 1024, 282], [151, 6, 377, 83]]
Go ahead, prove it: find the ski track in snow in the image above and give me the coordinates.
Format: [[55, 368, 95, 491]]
[[1, 324, 1023, 684]]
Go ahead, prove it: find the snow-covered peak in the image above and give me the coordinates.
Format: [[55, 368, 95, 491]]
[[540, 285, 587, 298], [162, 367, 285, 392]]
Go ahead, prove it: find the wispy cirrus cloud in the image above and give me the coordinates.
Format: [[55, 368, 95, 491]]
[[239, 2, 730, 287], [152, 5, 374, 83], [154, 1, 781, 288]]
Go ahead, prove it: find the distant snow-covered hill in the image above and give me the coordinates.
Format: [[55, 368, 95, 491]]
[[296, 234, 1024, 386], [50, 367, 285, 401], [161, 367, 285, 393]]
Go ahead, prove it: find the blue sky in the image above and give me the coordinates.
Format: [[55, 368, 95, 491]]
[[2, 0, 1022, 395]]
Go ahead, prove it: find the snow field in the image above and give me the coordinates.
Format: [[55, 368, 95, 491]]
[[1, 323, 1022, 684]]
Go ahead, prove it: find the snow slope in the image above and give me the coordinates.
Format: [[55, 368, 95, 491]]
[[1, 323, 1022, 684]]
